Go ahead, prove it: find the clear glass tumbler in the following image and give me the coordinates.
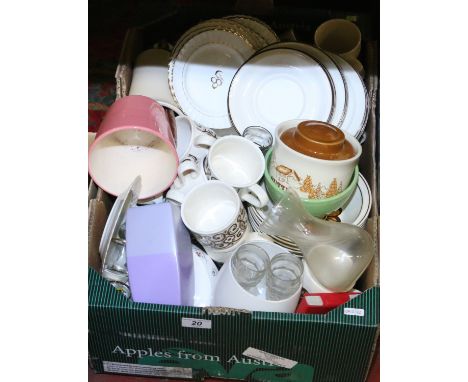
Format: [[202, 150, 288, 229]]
[[266, 253, 304, 301], [231, 244, 270, 296], [242, 126, 274, 154]]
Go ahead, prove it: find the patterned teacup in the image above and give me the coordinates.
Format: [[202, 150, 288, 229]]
[[181, 181, 252, 252], [269, 119, 361, 200]]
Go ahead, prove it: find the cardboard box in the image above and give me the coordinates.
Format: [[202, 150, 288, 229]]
[[89, 7, 379, 382]]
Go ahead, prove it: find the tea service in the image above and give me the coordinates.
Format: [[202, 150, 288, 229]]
[[89, 16, 374, 314]]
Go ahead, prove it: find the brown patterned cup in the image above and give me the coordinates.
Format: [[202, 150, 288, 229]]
[[181, 181, 250, 252]]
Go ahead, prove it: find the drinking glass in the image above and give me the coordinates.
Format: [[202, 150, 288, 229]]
[[231, 244, 270, 296], [242, 126, 274, 154], [266, 253, 303, 301]]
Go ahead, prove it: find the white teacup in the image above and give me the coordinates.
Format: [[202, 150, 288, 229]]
[[205, 136, 268, 208], [181, 181, 257, 253]]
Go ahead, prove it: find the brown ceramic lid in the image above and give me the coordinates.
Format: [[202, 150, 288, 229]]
[[281, 120, 355, 160]]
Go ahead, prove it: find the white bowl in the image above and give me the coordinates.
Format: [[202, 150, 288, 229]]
[[212, 240, 302, 313]]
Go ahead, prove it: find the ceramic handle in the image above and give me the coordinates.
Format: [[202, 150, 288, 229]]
[[238, 184, 269, 208], [177, 157, 199, 184], [193, 132, 216, 148]]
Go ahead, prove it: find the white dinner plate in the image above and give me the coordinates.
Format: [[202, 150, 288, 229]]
[[170, 28, 256, 130], [259, 42, 347, 129], [224, 15, 279, 45], [228, 48, 335, 138], [328, 53, 369, 139]]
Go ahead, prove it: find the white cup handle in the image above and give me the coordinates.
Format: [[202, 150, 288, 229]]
[[177, 157, 199, 185], [238, 184, 268, 208], [193, 132, 216, 148], [165, 188, 185, 205]]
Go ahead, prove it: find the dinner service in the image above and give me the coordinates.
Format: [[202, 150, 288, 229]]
[[90, 16, 375, 314]]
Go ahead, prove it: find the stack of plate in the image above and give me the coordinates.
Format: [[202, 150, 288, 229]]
[[169, 17, 279, 131], [248, 174, 372, 256], [228, 41, 369, 140]]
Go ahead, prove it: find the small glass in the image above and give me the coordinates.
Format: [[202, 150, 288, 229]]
[[242, 126, 274, 154], [231, 244, 270, 296], [266, 253, 303, 301]]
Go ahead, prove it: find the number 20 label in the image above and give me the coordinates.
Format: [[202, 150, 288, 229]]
[[181, 317, 212, 329]]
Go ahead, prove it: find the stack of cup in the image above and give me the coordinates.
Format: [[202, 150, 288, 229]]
[[180, 135, 272, 263]]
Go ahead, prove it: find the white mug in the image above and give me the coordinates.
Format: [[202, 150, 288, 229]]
[[181, 181, 258, 254], [206, 136, 268, 208], [212, 243, 302, 313]]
